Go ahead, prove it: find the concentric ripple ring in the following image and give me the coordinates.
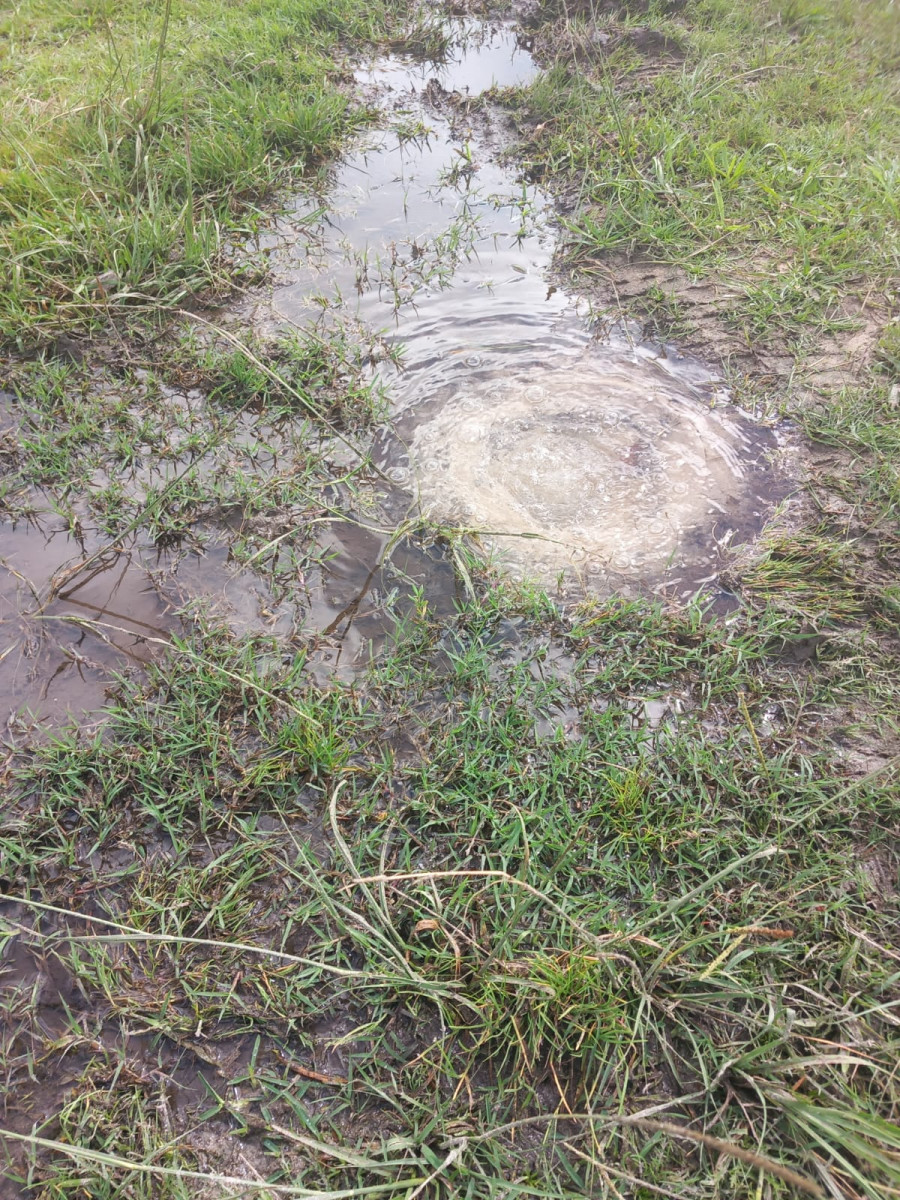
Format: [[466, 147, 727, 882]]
[[408, 357, 778, 588]]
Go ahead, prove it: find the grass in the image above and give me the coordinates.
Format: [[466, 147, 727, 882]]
[[1, 590, 898, 1196], [0, 0, 407, 345], [188, 326, 390, 426], [734, 531, 868, 624], [514, 0, 899, 350], [1, 0, 900, 1196]]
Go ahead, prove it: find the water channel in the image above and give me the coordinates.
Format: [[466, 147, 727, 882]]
[[0, 17, 786, 723]]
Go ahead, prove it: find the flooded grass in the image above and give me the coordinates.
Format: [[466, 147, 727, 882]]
[[0, 510, 177, 726], [1, 0, 899, 1196]]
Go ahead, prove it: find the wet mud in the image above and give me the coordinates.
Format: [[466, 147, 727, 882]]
[[0, 906, 241, 1199]]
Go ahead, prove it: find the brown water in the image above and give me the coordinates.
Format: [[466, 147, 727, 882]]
[[403, 356, 778, 590], [0, 502, 463, 725], [245, 18, 785, 598], [0, 513, 176, 728]]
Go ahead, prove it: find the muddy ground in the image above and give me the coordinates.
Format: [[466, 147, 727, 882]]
[[1, 1, 899, 1197]]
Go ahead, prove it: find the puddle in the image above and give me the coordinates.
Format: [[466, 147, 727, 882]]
[[402, 354, 780, 592], [0, 512, 177, 728], [153, 513, 459, 681], [375, 19, 538, 91], [0, 495, 460, 727], [242, 17, 787, 599], [301, 517, 459, 680]]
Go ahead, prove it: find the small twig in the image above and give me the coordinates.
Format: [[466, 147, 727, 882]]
[[630, 1118, 823, 1197], [283, 1061, 347, 1087]]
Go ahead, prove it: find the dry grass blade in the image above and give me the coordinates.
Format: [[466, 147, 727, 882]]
[[465, 1112, 824, 1197], [627, 1118, 824, 1198], [0, 1129, 427, 1198], [3, 897, 397, 982]]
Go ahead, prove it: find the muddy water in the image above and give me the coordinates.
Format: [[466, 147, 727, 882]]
[[0, 513, 176, 727], [0, 500, 461, 724], [402, 357, 777, 588], [246, 19, 784, 597], [0, 21, 785, 724]]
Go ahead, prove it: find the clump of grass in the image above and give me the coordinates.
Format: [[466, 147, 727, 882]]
[[470, 950, 628, 1072], [800, 383, 900, 538], [23, 1077, 193, 1200], [514, 0, 899, 347], [735, 530, 868, 624], [193, 327, 388, 425], [0, 319, 383, 552], [876, 322, 900, 379], [389, 14, 452, 60]]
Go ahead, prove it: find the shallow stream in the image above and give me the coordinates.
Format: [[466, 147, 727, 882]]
[[247, 18, 784, 591], [1, 17, 786, 724]]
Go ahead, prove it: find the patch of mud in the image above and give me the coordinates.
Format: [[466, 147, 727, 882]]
[[0, 908, 265, 1199], [574, 255, 885, 391], [856, 844, 899, 910], [528, 18, 684, 74]]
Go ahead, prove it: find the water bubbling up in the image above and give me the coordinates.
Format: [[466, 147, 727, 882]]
[[407, 355, 778, 590], [244, 20, 786, 601]]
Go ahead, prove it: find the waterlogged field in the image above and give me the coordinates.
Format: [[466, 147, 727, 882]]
[[0, 0, 899, 1197]]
